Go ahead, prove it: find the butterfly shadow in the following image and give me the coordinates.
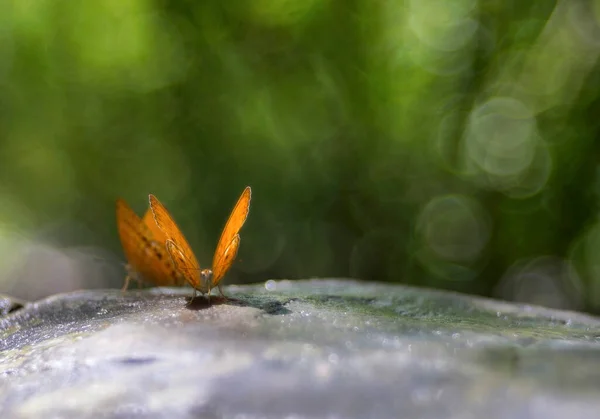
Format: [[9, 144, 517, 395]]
[[184, 294, 295, 315], [184, 295, 227, 310]]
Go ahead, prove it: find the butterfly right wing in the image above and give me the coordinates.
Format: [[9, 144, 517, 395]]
[[149, 194, 201, 287], [211, 234, 241, 287], [211, 186, 251, 285], [116, 198, 182, 287]]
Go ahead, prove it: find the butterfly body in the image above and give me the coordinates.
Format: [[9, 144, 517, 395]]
[[149, 186, 251, 300]]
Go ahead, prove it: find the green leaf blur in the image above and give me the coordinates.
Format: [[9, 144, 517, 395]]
[[1, 0, 599, 312]]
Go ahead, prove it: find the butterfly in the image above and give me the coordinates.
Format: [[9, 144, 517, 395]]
[[148, 186, 251, 301], [115, 198, 186, 291]]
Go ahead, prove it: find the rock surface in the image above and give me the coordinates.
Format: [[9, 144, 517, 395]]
[[1, 279, 600, 418], [0, 293, 26, 316]]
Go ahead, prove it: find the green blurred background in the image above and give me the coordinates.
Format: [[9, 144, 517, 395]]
[[1, 0, 600, 313]]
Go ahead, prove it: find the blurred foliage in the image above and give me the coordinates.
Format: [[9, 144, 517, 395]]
[[2, 0, 600, 312]]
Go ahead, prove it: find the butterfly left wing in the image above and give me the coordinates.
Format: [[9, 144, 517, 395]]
[[149, 194, 201, 289], [142, 208, 167, 244], [165, 239, 202, 290], [116, 198, 182, 288], [116, 198, 145, 290], [211, 186, 251, 286]]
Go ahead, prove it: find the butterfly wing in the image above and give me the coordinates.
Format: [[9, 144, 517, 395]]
[[116, 198, 182, 287], [165, 240, 202, 289], [149, 194, 201, 289], [211, 234, 241, 287], [142, 208, 167, 244], [211, 186, 252, 286]]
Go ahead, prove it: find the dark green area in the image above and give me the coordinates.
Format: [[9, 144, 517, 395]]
[[1, 1, 600, 312]]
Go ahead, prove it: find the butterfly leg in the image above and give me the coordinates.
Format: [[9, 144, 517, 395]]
[[188, 288, 197, 305], [121, 275, 131, 292], [218, 284, 227, 299]]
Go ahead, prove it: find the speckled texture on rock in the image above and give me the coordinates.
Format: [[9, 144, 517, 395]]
[[1, 279, 600, 419]]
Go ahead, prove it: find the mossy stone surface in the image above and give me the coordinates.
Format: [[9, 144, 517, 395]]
[[1, 279, 600, 418]]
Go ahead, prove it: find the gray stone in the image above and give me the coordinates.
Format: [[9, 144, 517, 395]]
[[0, 293, 27, 316], [1, 279, 600, 418]]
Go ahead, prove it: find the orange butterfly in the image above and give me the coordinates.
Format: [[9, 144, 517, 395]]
[[116, 198, 186, 291], [148, 186, 251, 301]]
